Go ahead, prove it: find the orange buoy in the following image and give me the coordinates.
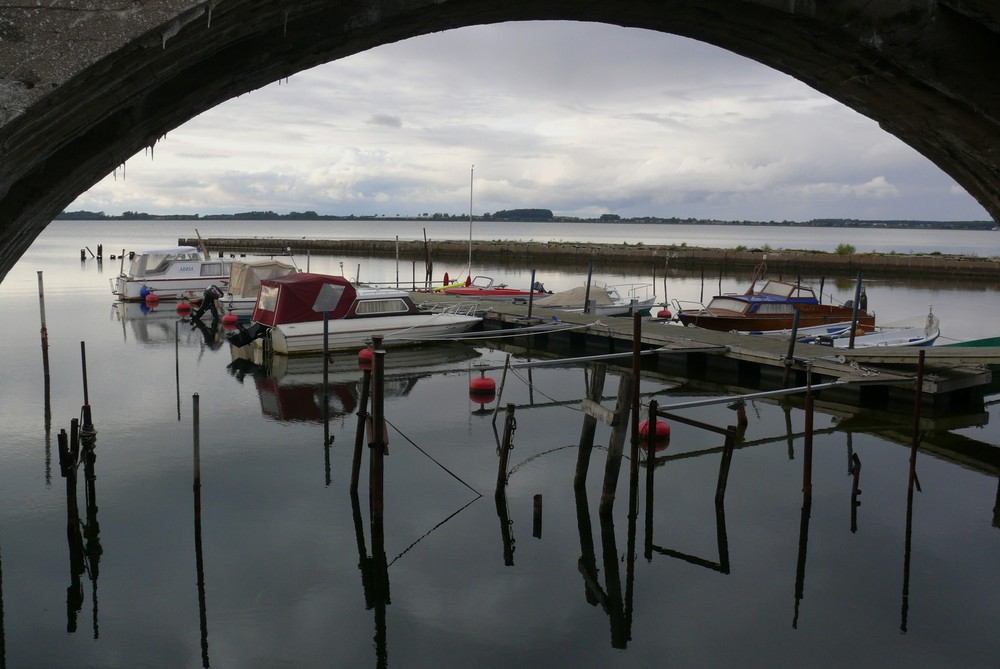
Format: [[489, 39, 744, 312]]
[[639, 418, 671, 451], [358, 347, 373, 370]]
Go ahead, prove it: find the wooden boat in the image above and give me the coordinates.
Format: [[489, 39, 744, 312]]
[[674, 264, 874, 332], [112, 245, 232, 301], [226, 272, 482, 355], [441, 275, 549, 302], [532, 283, 658, 317]]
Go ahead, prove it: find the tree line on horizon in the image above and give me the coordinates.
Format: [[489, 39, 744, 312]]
[[54, 209, 995, 229]]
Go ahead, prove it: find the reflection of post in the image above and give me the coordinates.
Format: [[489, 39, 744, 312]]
[[850, 452, 862, 533], [598, 512, 628, 649], [81, 417, 101, 639], [792, 489, 812, 629], [901, 350, 925, 634], [192, 394, 210, 667], [802, 366, 814, 495], [901, 453, 917, 634], [59, 426, 84, 634], [643, 401, 657, 561], [574, 484, 600, 606], [495, 490, 515, 566], [350, 490, 374, 608], [715, 430, 734, 575]]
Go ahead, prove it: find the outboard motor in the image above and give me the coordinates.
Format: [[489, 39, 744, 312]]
[[226, 322, 267, 348]]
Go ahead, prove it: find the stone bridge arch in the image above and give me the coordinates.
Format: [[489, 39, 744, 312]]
[[2, 0, 1000, 281]]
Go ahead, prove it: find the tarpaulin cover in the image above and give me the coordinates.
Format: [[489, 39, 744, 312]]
[[252, 273, 357, 326]]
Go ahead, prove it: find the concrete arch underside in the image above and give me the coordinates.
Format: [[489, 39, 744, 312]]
[[2, 0, 1000, 282]]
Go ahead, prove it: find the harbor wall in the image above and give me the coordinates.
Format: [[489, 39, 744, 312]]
[[180, 237, 1000, 280]]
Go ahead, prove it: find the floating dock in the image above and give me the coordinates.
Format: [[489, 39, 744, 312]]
[[412, 291, 999, 416]]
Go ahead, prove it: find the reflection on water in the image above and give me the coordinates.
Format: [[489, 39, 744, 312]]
[[4, 223, 1000, 667]]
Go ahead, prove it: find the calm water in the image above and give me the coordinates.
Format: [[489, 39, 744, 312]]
[[1, 221, 1000, 667]]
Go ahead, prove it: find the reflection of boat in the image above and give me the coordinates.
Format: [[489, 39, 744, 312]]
[[228, 343, 481, 422], [112, 246, 232, 301], [674, 263, 874, 332], [533, 283, 657, 317], [112, 300, 222, 347], [227, 272, 482, 355], [217, 258, 299, 318], [441, 275, 549, 302]]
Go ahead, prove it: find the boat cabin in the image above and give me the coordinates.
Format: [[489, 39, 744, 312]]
[[126, 246, 230, 279], [251, 273, 420, 327], [707, 280, 820, 316]]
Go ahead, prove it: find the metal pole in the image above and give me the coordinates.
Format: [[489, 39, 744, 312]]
[[469, 165, 474, 275], [583, 263, 594, 314]]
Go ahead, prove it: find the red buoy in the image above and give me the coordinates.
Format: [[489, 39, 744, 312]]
[[443, 272, 450, 285], [470, 375, 497, 403], [221, 313, 239, 325], [358, 347, 373, 370], [639, 418, 671, 451], [656, 309, 672, 319], [144, 293, 160, 307], [176, 301, 191, 314]]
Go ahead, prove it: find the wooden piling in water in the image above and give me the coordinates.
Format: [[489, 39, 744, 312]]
[[370, 340, 386, 522], [599, 372, 634, 516], [575, 363, 607, 488], [496, 404, 516, 493]]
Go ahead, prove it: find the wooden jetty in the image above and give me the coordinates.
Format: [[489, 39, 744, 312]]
[[413, 291, 999, 415]]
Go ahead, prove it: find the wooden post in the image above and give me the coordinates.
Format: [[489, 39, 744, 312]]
[[80, 341, 90, 408], [370, 340, 386, 523], [583, 263, 594, 314], [599, 372, 633, 516], [527, 269, 536, 320], [496, 404, 516, 493], [848, 272, 863, 349], [575, 363, 607, 488], [782, 308, 802, 386], [38, 271, 51, 431]]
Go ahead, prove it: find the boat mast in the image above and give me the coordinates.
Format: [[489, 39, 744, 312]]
[[468, 164, 474, 281]]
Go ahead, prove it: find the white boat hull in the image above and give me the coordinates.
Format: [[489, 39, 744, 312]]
[[260, 313, 482, 355]]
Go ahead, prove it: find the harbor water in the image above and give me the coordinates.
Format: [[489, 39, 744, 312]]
[[1, 220, 999, 667]]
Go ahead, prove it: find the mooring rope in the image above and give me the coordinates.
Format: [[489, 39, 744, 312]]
[[388, 495, 481, 567], [384, 417, 482, 495]]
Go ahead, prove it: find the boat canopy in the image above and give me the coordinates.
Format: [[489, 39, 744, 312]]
[[252, 273, 357, 327], [533, 284, 615, 308], [228, 259, 298, 298]]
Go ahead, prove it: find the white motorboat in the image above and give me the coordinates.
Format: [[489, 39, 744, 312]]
[[112, 245, 232, 301], [227, 272, 482, 355], [532, 283, 658, 317]]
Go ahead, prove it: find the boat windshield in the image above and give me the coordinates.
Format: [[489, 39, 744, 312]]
[[355, 298, 410, 315], [706, 297, 748, 314], [758, 280, 816, 300], [257, 285, 279, 312]]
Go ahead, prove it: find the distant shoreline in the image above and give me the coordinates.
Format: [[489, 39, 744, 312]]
[[182, 236, 1000, 280], [57, 210, 996, 230]]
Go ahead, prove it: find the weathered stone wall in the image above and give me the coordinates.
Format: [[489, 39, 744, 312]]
[[3, 1, 1000, 284]]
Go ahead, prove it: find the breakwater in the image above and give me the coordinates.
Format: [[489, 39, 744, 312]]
[[180, 237, 1000, 279]]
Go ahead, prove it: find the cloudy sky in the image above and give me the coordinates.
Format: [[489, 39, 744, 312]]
[[70, 21, 990, 222]]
